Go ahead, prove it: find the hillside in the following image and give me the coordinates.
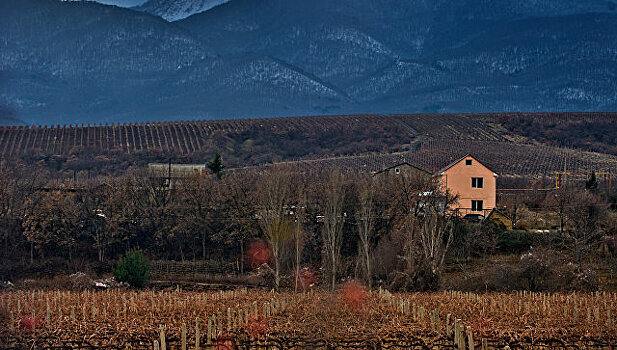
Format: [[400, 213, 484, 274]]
[[487, 113, 617, 155], [0, 106, 23, 126], [0, 0, 347, 124], [2, 0, 617, 123], [1, 113, 616, 182]]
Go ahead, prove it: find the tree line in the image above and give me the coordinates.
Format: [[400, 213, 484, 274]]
[[1, 162, 615, 291]]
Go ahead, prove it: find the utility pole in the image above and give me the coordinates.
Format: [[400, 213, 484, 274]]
[[168, 158, 172, 188]]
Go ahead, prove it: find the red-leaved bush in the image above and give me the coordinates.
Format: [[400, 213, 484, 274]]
[[246, 240, 272, 268], [339, 280, 368, 309], [214, 333, 236, 350], [245, 316, 268, 337], [20, 315, 42, 331]]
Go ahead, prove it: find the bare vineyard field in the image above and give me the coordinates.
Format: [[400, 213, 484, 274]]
[[252, 138, 617, 182], [2, 112, 617, 181], [486, 112, 617, 156], [393, 114, 511, 142], [2, 290, 617, 349], [408, 139, 617, 176], [0, 114, 408, 158]]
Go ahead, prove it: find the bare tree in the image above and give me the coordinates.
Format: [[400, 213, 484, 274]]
[[0, 168, 23, 263], [102, 176, 141, 256], [22, 189, 82, 263], [175, 173, 218, 260], [387, 171, 434, 273], [418, 202, 455, 275], [256, 166, 293, 290], [133, 169, 178, 259], [218, 171, 259, 274], [385, 173, 457, 287], [545, 186, 576, 233], [355, 175, 375, 289], [292, 182, 307, 292], [75, 179, 111, 263], [565, 189, 609, 265], [321, 170, 346, 290]]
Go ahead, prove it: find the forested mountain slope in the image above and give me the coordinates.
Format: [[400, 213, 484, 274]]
[[2, 0, 617, 123]]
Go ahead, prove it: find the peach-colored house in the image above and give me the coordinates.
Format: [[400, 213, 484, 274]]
[[437, 155, 497, 216]]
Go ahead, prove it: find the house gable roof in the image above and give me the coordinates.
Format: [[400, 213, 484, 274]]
[[483, 208, 514, 226], [437, 154, 497, 176], [373, 162, 433, 176], [484, 208, 512, 222]]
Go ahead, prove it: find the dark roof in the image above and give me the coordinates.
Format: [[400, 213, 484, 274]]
[[373, 162, 433, 176], [484, 208, 512, 221]]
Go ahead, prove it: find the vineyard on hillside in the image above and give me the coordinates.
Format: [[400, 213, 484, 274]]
[[1, 112, 617, 180], [392, 114, 512, 142], [2, 289, 616, 349], [488, 112, 617, 155], [247, 139, 617, 183], [0, 115, 409, 158], [0, 115, 414, 176]]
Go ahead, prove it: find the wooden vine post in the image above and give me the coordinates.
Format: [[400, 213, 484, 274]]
[[466, 326, 474, 350], [159, 325, 166, 350], [207, 317, 213, 344], [181, 323, 187, 350], [195, 317, 200, 350]]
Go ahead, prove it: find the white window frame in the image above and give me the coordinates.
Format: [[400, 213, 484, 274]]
[[471, 177, 484, 188], [471, 200, 483, 212]]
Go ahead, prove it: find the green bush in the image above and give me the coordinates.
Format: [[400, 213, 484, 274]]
[[113, 249, 151, 289]]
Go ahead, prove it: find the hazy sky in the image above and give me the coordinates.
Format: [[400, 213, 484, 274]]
[[92, 0, 148, 7]]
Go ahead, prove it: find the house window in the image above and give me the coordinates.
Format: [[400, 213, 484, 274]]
[[395, 168, 401, 174], [471, 177, 484, 188], [466, 159, 473, 166], [471, 200, 483, 212]]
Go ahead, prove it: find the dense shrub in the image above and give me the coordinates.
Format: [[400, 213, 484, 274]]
[[39, 275, 91, 290], [450, 221, 499, 259], [113, 250, 151, 289], [497, 230, 543, 254], [488, 249, 597, 292], [387, 261, 440, 292]]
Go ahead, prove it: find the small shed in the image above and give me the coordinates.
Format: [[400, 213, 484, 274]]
[[484, 208, 513, 230]]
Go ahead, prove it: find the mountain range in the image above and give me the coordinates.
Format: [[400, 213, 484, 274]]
[[2, 0, 617, 125]]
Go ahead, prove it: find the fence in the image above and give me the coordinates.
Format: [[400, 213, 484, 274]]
[[150, 260, 239, 279]]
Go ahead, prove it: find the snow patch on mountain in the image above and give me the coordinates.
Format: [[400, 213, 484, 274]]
[[90, 0, 148, 7], [136, 0, 230, 21], [324, 27, 394, 57], [347, 61, 449, 101], [227, 59, 340, 98]]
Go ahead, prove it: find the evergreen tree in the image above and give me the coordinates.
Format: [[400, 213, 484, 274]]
[[586, 172, 599, 193], [113, 249, 151, 289], [207, 151, 225, 179]]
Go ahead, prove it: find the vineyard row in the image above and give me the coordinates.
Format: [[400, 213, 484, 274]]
[[247, 139, 617, 178], [0, 114, 392, 157]]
